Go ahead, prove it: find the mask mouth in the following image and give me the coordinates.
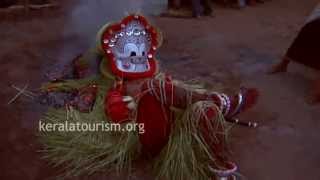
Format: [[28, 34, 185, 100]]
[[116, 56, 150, 73]]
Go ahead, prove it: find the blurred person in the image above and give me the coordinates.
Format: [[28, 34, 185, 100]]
[[230, 0, 265, 8], [191, 0, 213, 17], [270, 4, 320, 102]]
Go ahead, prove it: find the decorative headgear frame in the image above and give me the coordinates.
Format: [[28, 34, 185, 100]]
[[101, 14, 161, 80]]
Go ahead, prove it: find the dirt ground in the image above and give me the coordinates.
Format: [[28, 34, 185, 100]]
[[1, 0, 320, 179]]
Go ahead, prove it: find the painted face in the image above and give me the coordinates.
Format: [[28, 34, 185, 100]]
[[110, 21, 151, 73], [101, 15, 159, 80]]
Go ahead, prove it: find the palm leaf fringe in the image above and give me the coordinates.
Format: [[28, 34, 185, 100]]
[[154, 101, 230, 180], [39, 76, 140, 179]]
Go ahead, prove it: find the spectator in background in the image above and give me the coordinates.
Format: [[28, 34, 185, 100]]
[[239, 0, 265, 8], [166, 0, 266, 18], [224, 0, 265, 9], [191, 0, 213, 18], [168, 0, 180, 10]]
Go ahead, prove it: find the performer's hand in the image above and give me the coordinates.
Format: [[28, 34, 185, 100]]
[[122, 96, 137, 110], [105, 89, 135, 123]]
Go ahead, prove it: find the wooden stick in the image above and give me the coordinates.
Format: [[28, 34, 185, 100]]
[[11, 85, 36, 99], [226, 118, 258, 128], [7, 84, 28, 105]]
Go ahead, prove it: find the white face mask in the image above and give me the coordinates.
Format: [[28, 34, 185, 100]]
[[108, 20, 152, 73], [114, 43, 150, 73]]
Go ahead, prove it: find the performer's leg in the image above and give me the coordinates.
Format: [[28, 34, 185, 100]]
[[168, 0, 181, 9], [268, 55, 291, 74], [247, 0, 257, 6], [191, 0, 203, 17], [201, 0, 213, 16], [237, 0, 246, 8], [194, 102, 237, 179]]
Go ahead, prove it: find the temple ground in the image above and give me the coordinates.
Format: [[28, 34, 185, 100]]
[[0, 0, 319, 179]]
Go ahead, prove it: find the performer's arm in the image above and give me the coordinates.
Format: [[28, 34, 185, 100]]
[[142, 77, 258, 118]]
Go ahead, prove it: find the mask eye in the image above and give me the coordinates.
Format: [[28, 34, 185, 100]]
[[130, 52, 137, 57], [124, 43, 139, 57], [142, 51, 145, 56]]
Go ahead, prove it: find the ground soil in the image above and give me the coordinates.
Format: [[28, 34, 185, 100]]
[[0, 0, 320, 179]]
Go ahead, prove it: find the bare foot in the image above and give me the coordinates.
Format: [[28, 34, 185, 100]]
[[268, 63, 288, 74], [268, 56, 291, 74]]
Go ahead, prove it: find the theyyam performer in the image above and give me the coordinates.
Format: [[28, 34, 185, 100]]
[[39, 14, 259, 180]]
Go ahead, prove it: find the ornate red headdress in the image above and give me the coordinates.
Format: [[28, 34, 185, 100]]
[[100, 15, 161, 80]]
